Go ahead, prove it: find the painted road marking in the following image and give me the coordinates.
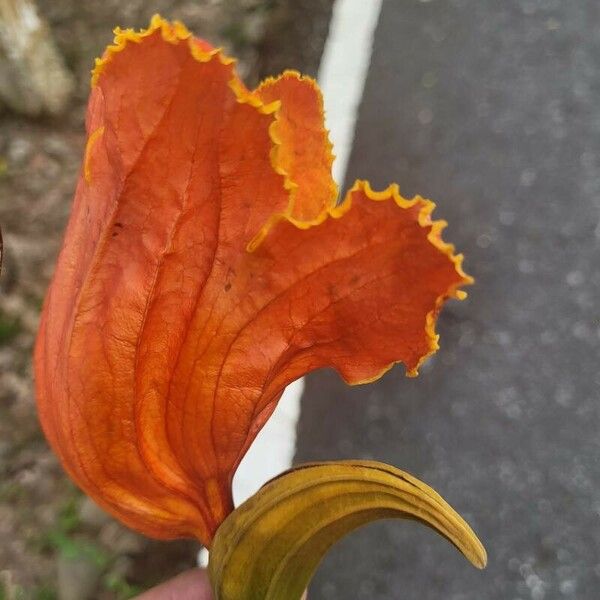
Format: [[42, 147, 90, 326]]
[[319, 0, 384, 185]]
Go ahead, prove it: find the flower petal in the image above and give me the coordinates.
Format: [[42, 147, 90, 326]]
[[35, 16, 472, 546], [36, 17, 288, 543], [249, 72, 338, 248], [199, 180, 472, 482]]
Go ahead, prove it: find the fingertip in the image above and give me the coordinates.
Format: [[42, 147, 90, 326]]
[[135, 568, 213, 600]]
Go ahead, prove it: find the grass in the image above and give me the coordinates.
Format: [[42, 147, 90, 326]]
[[0, 481, 25, 504], [104, 573, 144, 600], [0, 580, 57, 600], [32, 585, 57, 600], [0, 310, 21, 345], [28, 493, 147, 599]]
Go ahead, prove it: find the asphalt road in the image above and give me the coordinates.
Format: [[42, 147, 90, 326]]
[[295, 1, 600, 599]]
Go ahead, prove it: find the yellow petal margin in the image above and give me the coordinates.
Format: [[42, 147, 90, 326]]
[[208, 461, 487, 600]]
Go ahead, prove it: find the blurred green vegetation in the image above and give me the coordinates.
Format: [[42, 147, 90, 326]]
[[0, 309, 21, 345]]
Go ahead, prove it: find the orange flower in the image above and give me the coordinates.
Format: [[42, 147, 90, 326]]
[[34, 16, 472, 546]]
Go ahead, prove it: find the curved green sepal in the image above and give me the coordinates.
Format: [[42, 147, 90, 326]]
[[208, 460, 486, 600]]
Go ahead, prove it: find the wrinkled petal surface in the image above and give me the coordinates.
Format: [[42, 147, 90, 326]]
[[34, 16, 472, 545], [249, 71, 338, 248]]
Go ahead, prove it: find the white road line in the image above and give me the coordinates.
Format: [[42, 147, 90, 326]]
[[230, 0, 383, 510], [231, 379, 303, 506], [319, 0, 384, 185]]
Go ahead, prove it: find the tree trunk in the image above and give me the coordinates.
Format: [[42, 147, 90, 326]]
[[0, 0, 74, 116]]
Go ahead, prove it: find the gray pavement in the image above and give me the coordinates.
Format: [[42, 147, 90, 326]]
[[295, 1, 600, 598]]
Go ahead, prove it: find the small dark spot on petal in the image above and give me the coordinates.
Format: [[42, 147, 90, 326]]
[[115, 222, 124, 228], [224, 282, 232, 292]]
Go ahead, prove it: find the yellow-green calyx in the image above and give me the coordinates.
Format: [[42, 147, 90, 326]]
[[208, 460, 487, 600]]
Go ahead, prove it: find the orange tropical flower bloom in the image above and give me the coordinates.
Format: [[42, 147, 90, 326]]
[[34, 16, 472, 547]]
